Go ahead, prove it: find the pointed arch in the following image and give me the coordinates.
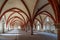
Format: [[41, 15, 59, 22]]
[[6, 11, 25, 25], [21, 0, 31, 18], [35, 3, 50, 16], [6, 16, 24, 27], [34, 11, 56, 24], [48, 0, 59, 23], [33, 0, 39, 16], [0, 7, 29, 20], [10, 20, 23, 27], [0, 0, 8, 14], [34, 18, 43, 28]]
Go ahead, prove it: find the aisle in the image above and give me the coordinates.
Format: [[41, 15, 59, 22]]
[[17, 31, 57, 40], [0, 29, 25, 40], [0, 29, 57, 40]]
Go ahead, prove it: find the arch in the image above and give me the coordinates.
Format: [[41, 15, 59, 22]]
[[34, 18, 42, 25], [39, 15, 42, 23], [21, 0, 31, 18], [6, 11, 25, 25], [45, 22, 51, 26], [34, 11, 56, 24], [43, 15, 54, 23], [11, 22, 18, 27], [34, 15, 43, 24], [0, 7, 29, 20], [40, 13, 55, 23], [6, 16, 24, 27], [10, 22, 20, 28], [10, 17, 26, 27], [0, 0, 8, 14], [44, 22, 52, 31], [33, 14, 43, 28], [33, 0, 39, 15], [10, 20, 23, 27], [12, 20, 25, 27], [10, 20, 24, 29], [10, 19, 24, 26], [43, 15, 48, 22], [34, 18, 43, 28], [34, 0, 59, 23], [48, 0, 59, 23], [35, 3, 50, 16], [7, 16, 24, 26]]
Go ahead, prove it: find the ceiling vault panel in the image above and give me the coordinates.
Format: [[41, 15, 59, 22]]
[[0, 0, 57, 28]]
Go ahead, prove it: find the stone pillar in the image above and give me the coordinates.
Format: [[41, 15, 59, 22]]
[[31, 26, 33, 35], [8, 27, 9, 31], [2, 21, 5, 33], [25, 26, 27, 32], [55, 23, 60, 40], [30, 23, 33, 35]]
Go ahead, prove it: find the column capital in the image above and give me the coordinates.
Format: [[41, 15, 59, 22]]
[[55, 23, 60, 29]]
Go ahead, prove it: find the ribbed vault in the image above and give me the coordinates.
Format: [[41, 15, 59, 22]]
[[0, 0, 59, 35]]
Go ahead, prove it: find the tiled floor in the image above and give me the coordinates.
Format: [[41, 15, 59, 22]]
[[0, 29, 57, 40]]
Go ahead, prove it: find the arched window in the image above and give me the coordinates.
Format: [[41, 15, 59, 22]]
[[36, 21, 41, 31], [46, 17, 49, 22], [18, 26, 21, 29]]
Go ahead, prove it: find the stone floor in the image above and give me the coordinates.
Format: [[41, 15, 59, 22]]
[[0, 29, 57, 40]]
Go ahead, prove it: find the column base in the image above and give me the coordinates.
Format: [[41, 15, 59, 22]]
[[57, 29, 60, 40], [55, 23, 60, 40]]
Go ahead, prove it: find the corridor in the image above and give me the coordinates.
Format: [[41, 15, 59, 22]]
[[0, 29, 57, 40], [0, 0, 60, 40]]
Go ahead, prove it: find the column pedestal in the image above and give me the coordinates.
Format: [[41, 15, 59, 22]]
[[55, 23, 60, 40]]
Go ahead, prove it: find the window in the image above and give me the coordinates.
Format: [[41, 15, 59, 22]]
[[18, 26, 21, 29], [37, 22, 40, 30], [46, 17, 49, 22]]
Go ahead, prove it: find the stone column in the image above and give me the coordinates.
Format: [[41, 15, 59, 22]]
[[25, 26, 27, 32], [55, 23, 60, 40], [2, 21, 5, 33], [30, 23, 33, 35], [31, 26, 33, 35], [8, 27, 9, 31]]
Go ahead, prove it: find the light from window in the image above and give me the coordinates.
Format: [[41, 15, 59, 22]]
[[18, 26, 21, 29], [46, 17, 49, 22], [37, 25, 40, 30]]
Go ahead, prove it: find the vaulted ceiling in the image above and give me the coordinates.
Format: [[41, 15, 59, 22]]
[[0, 0, 57, 27]]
